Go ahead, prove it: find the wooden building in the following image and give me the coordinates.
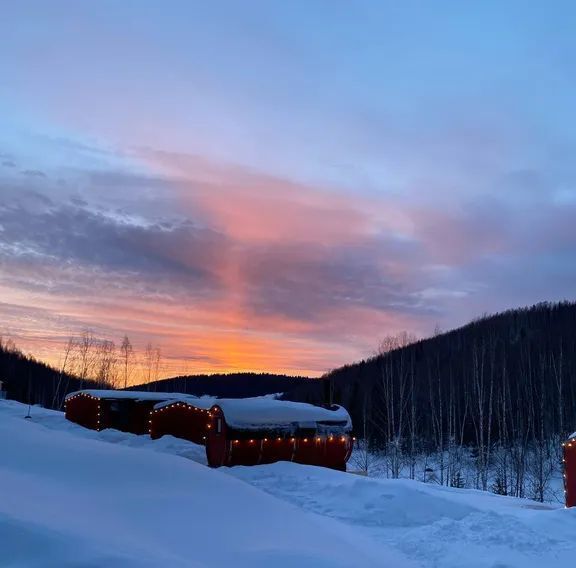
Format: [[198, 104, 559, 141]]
[[205, 398, 353, 470], [564, 433, 576, 507], [64, 390, 199, 435], [149, 398, 216, 445]]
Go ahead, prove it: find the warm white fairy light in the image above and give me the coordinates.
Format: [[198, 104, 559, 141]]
[[66, 394, 354, 470]]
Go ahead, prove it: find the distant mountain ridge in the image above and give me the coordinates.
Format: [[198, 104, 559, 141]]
[[0, 336, 313, 408], [129, 372, 313, 399]]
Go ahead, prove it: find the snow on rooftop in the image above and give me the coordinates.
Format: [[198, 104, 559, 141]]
[[214, 398, 352, 430], [153, 396, 216, 411], [65, 390, 201, 402], [64, 391, 352, 430]]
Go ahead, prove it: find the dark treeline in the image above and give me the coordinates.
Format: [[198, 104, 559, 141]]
[[131, 372, 312, 399], [0, 333, 312, 409], [0, 338, 102, 410], [286, 301, 576, 500]]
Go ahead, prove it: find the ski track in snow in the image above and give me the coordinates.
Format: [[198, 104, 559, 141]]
[[3, 400, 576, 568]]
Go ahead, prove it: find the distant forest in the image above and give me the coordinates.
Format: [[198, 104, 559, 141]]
[[130, 373, 311, 399], [286, 301, 576, 500]]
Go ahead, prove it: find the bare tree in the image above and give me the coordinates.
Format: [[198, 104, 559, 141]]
[[144, 342, 155, 390], [351, 389, 373, 474], [76, 331, 97, 390], [153, 346, 161, 391], [374, 332, 417, 478], [120, 335, 133, 389], [95, 340, 117, 388], [52, 337, 76, 409]]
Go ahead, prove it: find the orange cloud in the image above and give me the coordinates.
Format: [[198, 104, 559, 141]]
[[139, 149, 402, 245], [0, 151, 441, 382]]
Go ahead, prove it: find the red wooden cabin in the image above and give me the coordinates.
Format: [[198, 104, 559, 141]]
[[205, 398, 353, 470], [64, 390, 199, 435], [563, 433, 576, 507], [149, 398, 216, 445]]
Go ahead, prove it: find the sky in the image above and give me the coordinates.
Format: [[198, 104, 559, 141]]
[[1, 1, 576, 380]]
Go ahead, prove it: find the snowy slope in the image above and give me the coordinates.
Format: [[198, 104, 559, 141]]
[[0, 401, 408, 567], [231, 463, 576, 568], [3, 400, 576, 568]]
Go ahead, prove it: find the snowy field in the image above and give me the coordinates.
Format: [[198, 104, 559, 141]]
[[1, 400, 576, 567]]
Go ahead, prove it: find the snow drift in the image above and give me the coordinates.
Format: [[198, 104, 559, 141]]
[[3, 399, 576, 568], [0, 400, 399, 567]]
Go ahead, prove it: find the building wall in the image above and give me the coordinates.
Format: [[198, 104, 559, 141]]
[[206, 406, 352, 470], [564, 439, 576, 507], [65, 393, 100, 430], [66, 395, 179, 435], [149, 402, 211, 445]]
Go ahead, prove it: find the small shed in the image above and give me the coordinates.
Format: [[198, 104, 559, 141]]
[[564, 433, 576, 507], [205, 398, 353, 470], [64, 390, 197, 434], [149, 397, 216, 445]]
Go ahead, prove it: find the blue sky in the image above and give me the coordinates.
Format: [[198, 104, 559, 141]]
[[1, 1, 576, 377]]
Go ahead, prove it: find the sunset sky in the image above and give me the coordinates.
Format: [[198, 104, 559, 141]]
[[2, 2, 576, 379]]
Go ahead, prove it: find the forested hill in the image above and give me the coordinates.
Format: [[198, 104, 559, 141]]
[[0, 340, 98, 410], [286, 301, 576, 497], [130, 372, 312, 399]]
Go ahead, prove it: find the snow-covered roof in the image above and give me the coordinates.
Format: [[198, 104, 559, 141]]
[[153, 396, 216, 411], [65, 390, 200, 403], [213, 398, 352, 431]]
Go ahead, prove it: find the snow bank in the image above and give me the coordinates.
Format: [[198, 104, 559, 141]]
[[153, 396, 216, 411], [214, 398, 352, 431], [231, 462, 574, 568], [0, 399, 401, 567]]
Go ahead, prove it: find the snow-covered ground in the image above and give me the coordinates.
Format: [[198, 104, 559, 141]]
[[2, 400, 576, 567], [348, 444, 566, 505]]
